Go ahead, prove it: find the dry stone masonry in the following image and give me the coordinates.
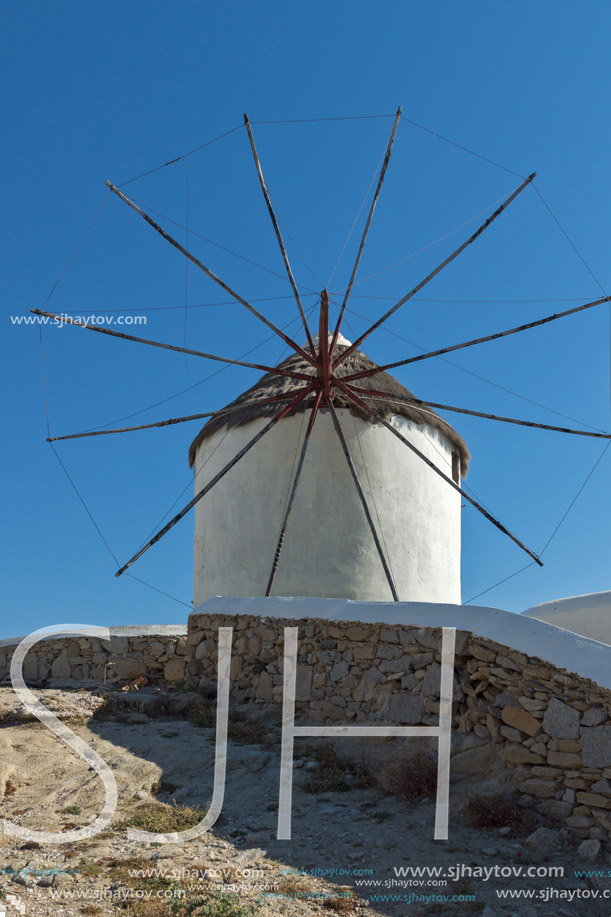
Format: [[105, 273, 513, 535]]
[[3, 611, 611, 843], [0, 627, 187, 686], [187, 611, 611, 842]]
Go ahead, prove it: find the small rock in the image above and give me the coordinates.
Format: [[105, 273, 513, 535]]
[[525, 826, 562, 856], [581, 707, 607, 727], [590, 777, 611, 795], [577, 838, 601, 860], [498, 826, 511, 836], [122, 712, 150, 724], [198, 676, 217, 698]]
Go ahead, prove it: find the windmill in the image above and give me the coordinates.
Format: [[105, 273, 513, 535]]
[[34, 109, 611, 604]]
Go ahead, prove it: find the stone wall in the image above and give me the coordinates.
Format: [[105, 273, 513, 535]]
[[186, 611, 611, 841], [0, 626, 188, 686]]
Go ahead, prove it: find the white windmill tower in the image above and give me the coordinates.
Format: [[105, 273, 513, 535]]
[[188, 319, 469, 605]]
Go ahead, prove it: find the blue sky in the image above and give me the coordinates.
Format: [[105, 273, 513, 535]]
[[2, 1, 611, 637]]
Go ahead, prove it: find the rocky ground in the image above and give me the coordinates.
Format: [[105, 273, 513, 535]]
[[0, 686, 610, 916]]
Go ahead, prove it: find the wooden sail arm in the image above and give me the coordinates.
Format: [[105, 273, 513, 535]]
[[319, 290, 330, 399], [265, 390, 323, 596], [327, 400, 399, 600], [333, 377, 543, 566], [332, 172, 536, 368], [330, 106, 402, 360], [341, 295, 611, 381], [105, 181, 318, 369], [243, 114, 315, 353], [115, 384, 315, 577], [46, 390, 312, 443], [30, 309, 316, 384], [343, 385, 611, 439]]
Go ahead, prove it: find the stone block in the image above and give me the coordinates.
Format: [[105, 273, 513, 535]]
[[164, 658, 186, 683], [330, 661, 349, 682], [535, 799, 572, 820], [519, 696, 546, 712], [345, 626, 370, 642], [576, 792, 611, 809], [581, 707, 607, 727], [581, 726, 611, 768], [108, 636, 129, 655], [547, 751, 582, 768], [255, 671, 273, 701], [22, 654, 38, 682], [382, 694, 425, 725], [451, 743, 498, 778], [353, 646, 375, 661], [518, 779, 558, 798], [501, 706, 541, 737], [555, 738, 581, 753], [51, 652, 71, 680], [542, 697, 580, 739], [470, 644, 495, 663], [500, 725, 523, 742], [375, 644, 402, 660], [295, 665, 313, 702], [501, 746, 544, 766]]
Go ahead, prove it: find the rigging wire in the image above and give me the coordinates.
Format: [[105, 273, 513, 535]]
[[56, 294, 319, 314], [465, 441, 610, 604], [268, 189, 325, 289], [532, 182, 611, 421], [539, 441, 611, 556], [68, 307, 315, 436], [326, 146, 387, 288], [331, 298, 501, 518], [36, 191, 111, 439], [127, 195, 317, 292], [49, 449, 192, 607], [349, 295, 597, 303], [34, 115, 610, 610], [344, 305, 606, 433], [251, 115, 395, 124], [41, 364, 193, 608], [41, 193, 111, 309], [400, 115, 525, 179], [182, 158, 189, 368], [532, 185, 607, 296], [131, 301, 319, 555], [464, 563, 536, 605], [334, 190, 510, 291], [118, 123, 245, 187]]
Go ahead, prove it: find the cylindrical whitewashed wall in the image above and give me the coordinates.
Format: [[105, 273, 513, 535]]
[[192, 408, 461, 605]]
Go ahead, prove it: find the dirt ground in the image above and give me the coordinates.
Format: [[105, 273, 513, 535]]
[[0, 686, 609, 916]]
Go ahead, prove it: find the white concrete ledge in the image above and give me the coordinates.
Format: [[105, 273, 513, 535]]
[[195, 596, 611, 692]]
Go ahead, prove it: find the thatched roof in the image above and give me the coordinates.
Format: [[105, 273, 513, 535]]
[[188, 343, 470, 474]]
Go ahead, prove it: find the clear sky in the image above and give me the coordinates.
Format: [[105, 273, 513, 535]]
[[2, 1, 611, 638]]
